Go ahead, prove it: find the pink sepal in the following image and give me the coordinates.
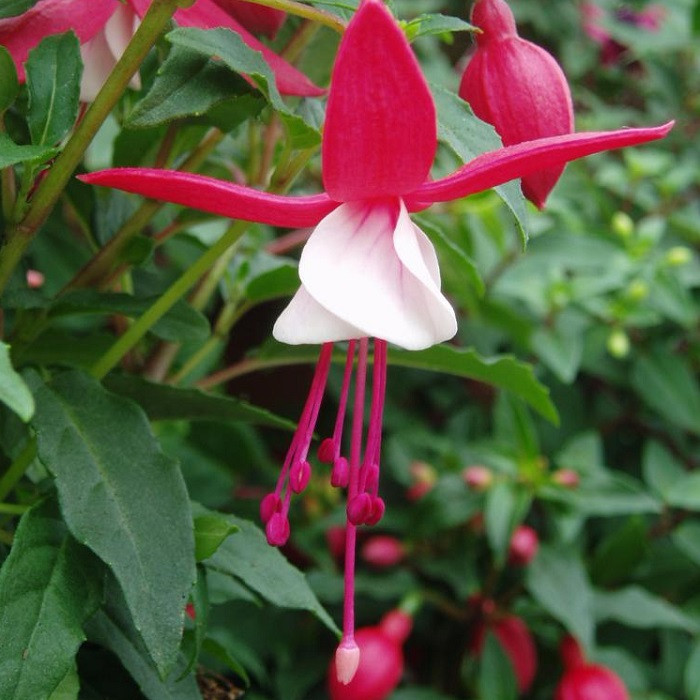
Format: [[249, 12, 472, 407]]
[[0, 0, 118, 81], [407, 122, 674, 210], [210, 0, 285, 38], [322, 0, 436, 201], [79, 169, 338, 228]]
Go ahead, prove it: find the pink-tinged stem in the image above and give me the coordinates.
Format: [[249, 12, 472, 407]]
[[342, 337, 369, 644]]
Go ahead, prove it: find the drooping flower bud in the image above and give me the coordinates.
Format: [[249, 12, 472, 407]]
[[462, 464, 493, 491], [472, 612, 538, 694], [459, 0, 575, 208], [508, 524, 539, 567], [556, 635, 630, 700], [361, 535, 405, 568]]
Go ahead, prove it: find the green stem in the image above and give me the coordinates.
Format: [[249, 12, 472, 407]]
[[0, 503, 29, 515], [0, 0, 182, 297], [0, 439, 36, 502], [241, 0, 345, 33], [90, 221, 248, 379], [0, 120, 16, 222], [63, 128, 224, 292]]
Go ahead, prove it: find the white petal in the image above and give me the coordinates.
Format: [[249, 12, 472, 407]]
[[273, 286, 363, 344], [298, 200, 457, 350], [79, 31, 118, 102]]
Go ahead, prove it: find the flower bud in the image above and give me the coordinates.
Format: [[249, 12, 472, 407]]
[[26, 269, 45, 288], [259, 492, 281, 524], [552, 469, 580, 488], [606, 329, 631, 359], [265, 512, 290, 547], [665, 245, 692, 267], [361, 535, 405, 568], [459, 0, 574, 208], [289, 460, 311, 494], [472, 614, 538, 694], [379, 609, 413, 645], [318, 437, 336, 464], [328, 625, 404, 700], [462, 465, 493, 491], [331, 457, 350, 488], [364, 496, 386, 526], [508, 524, 539, 566], [347, 493, 372, 526]]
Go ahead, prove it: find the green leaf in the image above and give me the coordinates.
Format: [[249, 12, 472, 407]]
[[632, 349, 700, 435], [390, 689, 458, 700], [167, 27, 321, 149], [0, 132, 57, 169], [477, 632, 518, 700], [246, 263, 300, 303], [484, 481, 530, 566], [672, 521, 700, 566], [403, 14, 476, 41], [29, 370, 196, 676], [0, 45, 19, 112], [432, 85, 529, 245], [104, 374, 296, 430], [48, 665, 80, 700], [593, 586, 699, 633], [127, 45, 252, 128], [51, 290, 210, 343], [194, 513, 239, 561], [252, 341, 558, 423], [643, 441, 687, 498], [415, 215, 485, 297], [0, 342, 34, 421], [180, 566, 209, 680], [0, 498, 102, 700], [526, 545, 594, 651], [204, 514, 340, 636], [200, 638, 250, 685], [0, 0, 40, 18], [665, 473, 700, 511], [25, 32, 81, 147], [590, 517, 647, 587], [685, 639, 700, 700], [388, 345, 558, 423], [85, 577, 201, 700]]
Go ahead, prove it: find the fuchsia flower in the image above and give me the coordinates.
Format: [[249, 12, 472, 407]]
[[0, 0, 321, 99], [459, 0, 574, 208], [82, 0, 671, 683]]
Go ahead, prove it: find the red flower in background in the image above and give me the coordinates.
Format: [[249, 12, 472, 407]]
[[0, 0, 321, 99], [556, 635, 630, 700]]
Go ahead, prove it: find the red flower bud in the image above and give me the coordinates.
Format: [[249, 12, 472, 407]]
[[508, 525, 539, 567], [552, 469, 581, 488], [379, 609, 413, 645], [361, 535, 405, 568], [459, 0, 574, 208], [462, 464, 494, 490], [328, 625, 404, 700], [210, 0, 285, 38], [556, 635, 630, 700], [472, 614, 538, 694]]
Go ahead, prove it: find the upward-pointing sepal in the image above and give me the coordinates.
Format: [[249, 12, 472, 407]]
[[322, 0, 437, 201]]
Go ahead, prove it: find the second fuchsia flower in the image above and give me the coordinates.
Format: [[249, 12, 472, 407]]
[[0, 0, 321, 100], [82, 0, 672, 684]]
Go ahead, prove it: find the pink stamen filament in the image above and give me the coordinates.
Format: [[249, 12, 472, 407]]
[[272, 342, 333, 512], [341, 337, 369, 648], [330, 339, 357, 460]]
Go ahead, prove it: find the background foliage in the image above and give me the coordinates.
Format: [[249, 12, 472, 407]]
[[0, 0, 699, 698]]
